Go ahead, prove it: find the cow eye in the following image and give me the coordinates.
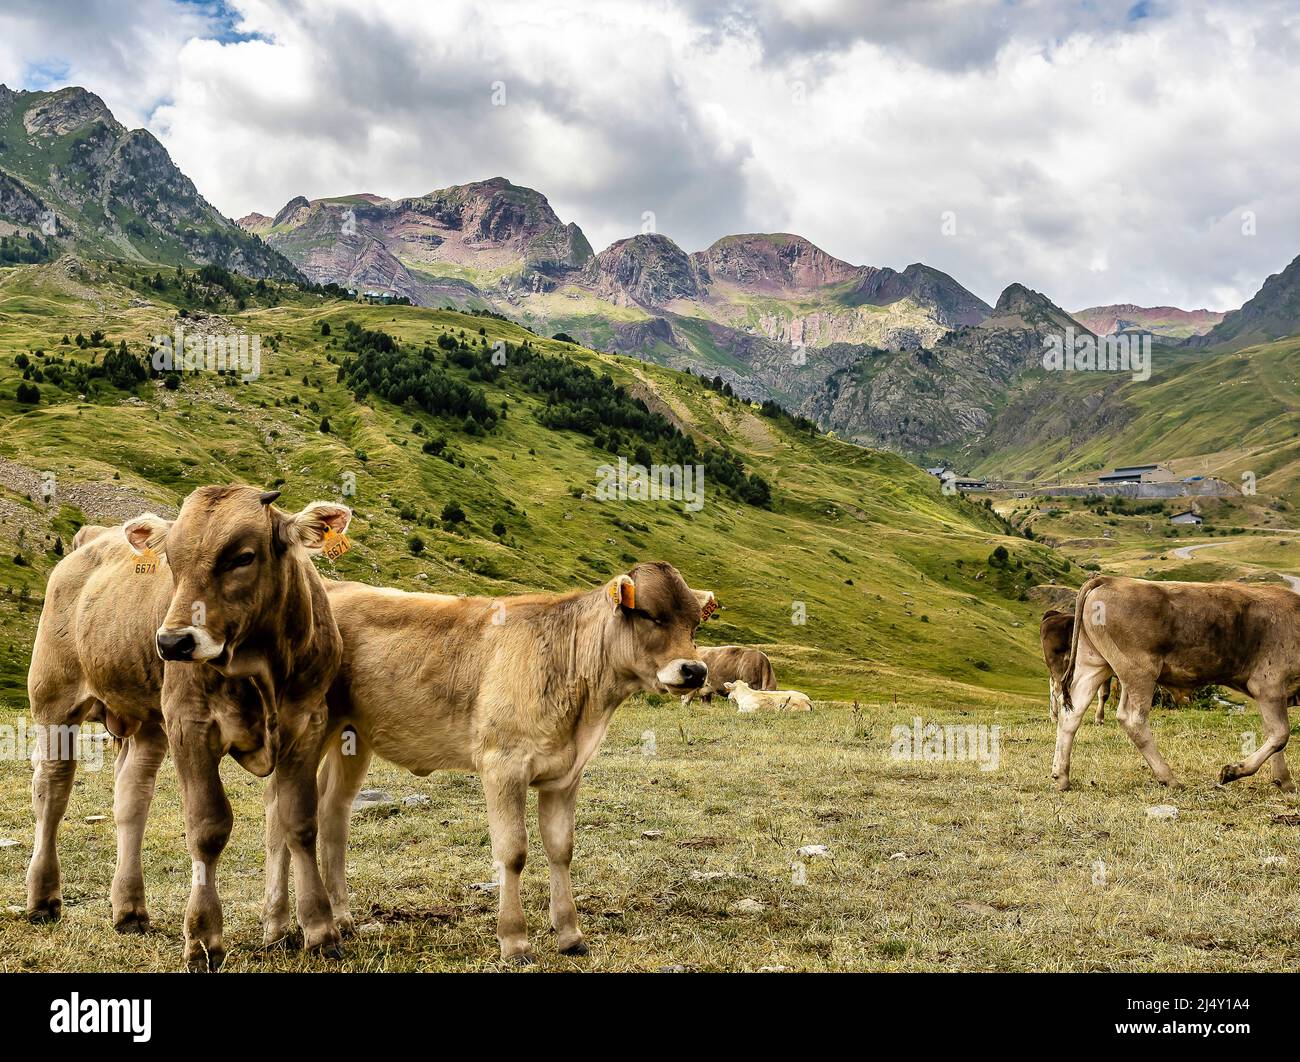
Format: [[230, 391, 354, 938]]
[[223, 550, 256, 572]]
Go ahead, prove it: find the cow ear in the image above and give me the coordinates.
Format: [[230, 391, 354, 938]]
[[694, 589, 719, 621], [723, 681, 735, 692], [280, 501, 352, 553], [122, 512, 172, 555], [607, 573, 636, 613]]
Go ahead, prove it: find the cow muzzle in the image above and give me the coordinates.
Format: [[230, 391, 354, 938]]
[[657, 659, 707, 691], [156, 625, 225, 662]]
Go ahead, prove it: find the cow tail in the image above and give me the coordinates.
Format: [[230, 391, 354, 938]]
[[1062, 576, 1106, 714]]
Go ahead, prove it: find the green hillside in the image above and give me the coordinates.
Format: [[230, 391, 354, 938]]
[[965, 335, 1300, 507], [0, 256, 1072, 706]]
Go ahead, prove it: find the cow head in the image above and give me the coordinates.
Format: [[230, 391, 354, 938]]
[[604, 562, 713, 694], [123, 485, 351, 670], [723, 680, 750, 699]]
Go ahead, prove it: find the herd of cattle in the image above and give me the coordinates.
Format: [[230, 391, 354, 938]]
[[19, 483, 1300, 969]]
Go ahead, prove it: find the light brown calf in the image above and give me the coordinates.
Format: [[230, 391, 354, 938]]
[[297, 561, 713, 963], [680, 645, 776, 705], [1054, 576, 1300, 793], [26, 486, 350, 970]]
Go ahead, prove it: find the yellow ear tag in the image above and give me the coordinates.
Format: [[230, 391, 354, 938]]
[[322, 528, 351, 561], [700, 596, 719, 621], [133, 546, 160, 575], [609, 580, 634, 608]]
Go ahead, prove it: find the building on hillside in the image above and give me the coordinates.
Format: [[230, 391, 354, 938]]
[[1098, 463, 1175, 485], [1169, 510, 1203, 525], [926, 467, 988, 492]]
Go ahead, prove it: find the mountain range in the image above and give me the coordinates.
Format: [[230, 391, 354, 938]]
[[5, 84, 1300, 470]]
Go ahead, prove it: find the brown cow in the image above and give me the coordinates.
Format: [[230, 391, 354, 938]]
[[26, 485, 351, 970], [288, 562, 713, 963], [1041, 609, 1111, 723], [1054, 576, 1300, 793], [680, 645, 776, 705]]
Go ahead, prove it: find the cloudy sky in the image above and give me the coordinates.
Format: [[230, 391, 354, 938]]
[[2, 0, 1298, 310]]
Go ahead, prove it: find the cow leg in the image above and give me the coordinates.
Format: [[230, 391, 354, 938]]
[[110, 719, 167, 933], [26, 731, 78, 923], [273, 739, 344, 958], [1095, 677, 1111, 724], [538, 780, 585, 956], [1052, 664, 1108, 791], [1267, 750, 1296, 794], [169, 718, 233, 972], [317, 732, 373, 936], [481, 755, 532, 963], [1221, 696, 1291, 785], [1115, 679, 1179, 787], [261, 776, 295, 947]]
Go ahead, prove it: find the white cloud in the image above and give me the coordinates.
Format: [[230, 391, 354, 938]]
[[3, 0, 1299, 310]]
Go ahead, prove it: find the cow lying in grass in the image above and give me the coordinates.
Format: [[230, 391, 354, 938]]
[[27, 486, 350, 970], [1054, 576, 1300, 793], [279, 562, 714, 963], [723, 679, 811, 713]]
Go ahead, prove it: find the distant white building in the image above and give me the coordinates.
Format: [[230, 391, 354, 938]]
[[1169, 510, 1203, 525]]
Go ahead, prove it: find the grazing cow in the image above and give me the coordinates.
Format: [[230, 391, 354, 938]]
[[292, 562, 713, 963], [680, 645, 777, 705], [1054, 576, 1300, 793], [723, 679, 812, 713], [26, 486, 350, 970], [1041, 608, 1111, 723]]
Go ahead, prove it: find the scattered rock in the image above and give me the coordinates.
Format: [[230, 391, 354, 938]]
[[469, 880, 500, 893], [402, 794, 432, 808], [1261, 855, 1287, 867], [352, 790, 398, 816], [657, 964, 688, 973], [757, 965, 789, 973], [732, 898, 766, 914], [356, 921, 384, 936], [1271, 813, 1300, 826], [889, 851, 910, 861], [1146, 805, 1179, 820], [641, 829, 664, 840], [84, 815, 108, 824], [797, 844, 830, 859]]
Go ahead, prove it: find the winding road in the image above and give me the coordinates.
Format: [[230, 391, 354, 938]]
[[1171, 538, 1300, 591]]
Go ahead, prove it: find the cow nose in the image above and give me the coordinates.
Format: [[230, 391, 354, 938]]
[[156, 631, 196, 661], [682, 661, 707, 688]]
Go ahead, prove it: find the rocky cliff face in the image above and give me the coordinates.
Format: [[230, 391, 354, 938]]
[[244, 178, 594, 302], [0, 84, 300, 279], [586, 233, 702, 305]]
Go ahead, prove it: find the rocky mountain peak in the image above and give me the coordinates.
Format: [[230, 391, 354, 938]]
[[693, 233, 860, 292], [589, 233, 700, 305], [21, 85, 118, 137]]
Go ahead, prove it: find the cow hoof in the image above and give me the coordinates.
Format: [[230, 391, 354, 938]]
[[262, 930, 302, 951], [559, 939, 590, 957], [1272, 780, 1298, 795], [313, 942, 345, 961], [1219, 764, 1240, 785], [335, 914, 357, 937], [1054, 776, 1070, 792], [186, 949, 225, 973], [114, 911, 150, 935], [27, 899, 62, 925], [503, 950, 536, 966]]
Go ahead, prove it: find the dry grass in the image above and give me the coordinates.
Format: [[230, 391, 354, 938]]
[[3, 694, 1299, 972]]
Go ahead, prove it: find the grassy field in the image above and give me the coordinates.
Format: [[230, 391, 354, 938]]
[[3, 257, 1300, 973], [4, 691, 1299, 972]]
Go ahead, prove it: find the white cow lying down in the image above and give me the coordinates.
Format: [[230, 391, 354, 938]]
[[724, 679, 812, 713]]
